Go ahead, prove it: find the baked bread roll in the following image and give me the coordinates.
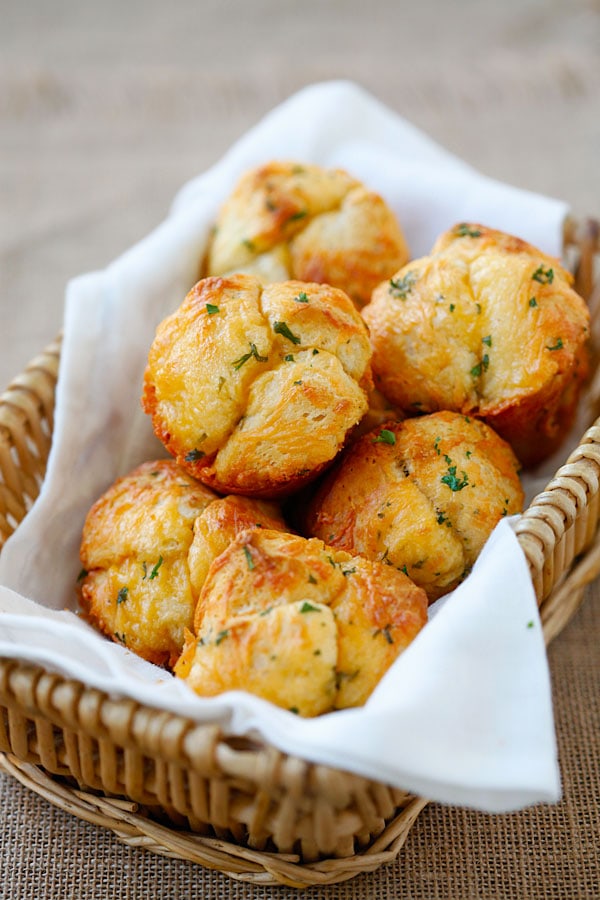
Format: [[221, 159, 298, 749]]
[[175, 528, 428, 716], [79, 460, 286, 666], [204, 160, 410, 307], [361, 224, 590, 466], [142, 274, 373, 497], [188, 494, 288, 608], [304, 411, 524, 601]]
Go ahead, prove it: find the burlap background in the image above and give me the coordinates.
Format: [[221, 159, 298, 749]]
[[1, 1, 599, 897]]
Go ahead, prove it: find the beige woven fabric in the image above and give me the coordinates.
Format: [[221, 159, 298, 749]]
[[1, 0, 599, 896]]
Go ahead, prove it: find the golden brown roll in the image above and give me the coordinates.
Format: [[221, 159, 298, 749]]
[[175, 528, 428, 716], [361, 224, 590, 466], [79, 460, 287, 666], [204, 160, 410, 308], [188, 494, 288, 618], [304, 411, 524, 601], [142, 273, 373, 497]]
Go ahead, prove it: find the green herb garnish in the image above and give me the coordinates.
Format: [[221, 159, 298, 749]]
[[532, 265, 554, 284], [206, 303, 219, 315], [441, 464, 469, 492], [215, 629, 229, 646], [470, 354, 489, 377], [243, 545, 255, 570], [185, 448, 205, 462], [389, 271, 417, 300], [375, 625, 394, 644], [300, 601, 321, 613], [373, 428, 396, 445], [231, 342, 269, 370], [116, 587, 129, 605], [529, 297, 538, 308], [547, 338, 563, 351], [149, 556, 163, 580], [273, 321, 301, 344], [456, 224, 482, 238]]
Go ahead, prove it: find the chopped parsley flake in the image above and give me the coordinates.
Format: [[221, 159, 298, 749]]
[[185, 448, 205, 462], [215, 629, 229, 645], [289, 209, 307, 222], [232, 342, 269, 369], [449, 303, 455, 312], [532, 265, 554, 284], [308, 574, 318, 584], [342, 567, 357, 577], [389, 271, 417, 300], [284, 353, 294, 362], [294, 291, 309, 303], [529, 297, 538, 308], [441, 464, 469, 492], [243, 545, 255, 570], [242, 238, 255, 251], [482, 335, 492, 347], [375, 625, 394, 644], [273, 321, 301, 344], [433, 437, 441, 455], [456, 224, 482, 238], [77, 568, 88, 582], [149, 556, 163, 580], [206, 303, 219, 315], [300, 601, 321, 613], [527, 620, 535, 629], [470, 354, 489, 377], [116, 587, 129, 605], [547, 338, 563, 351], [373, 428, 396, 445]]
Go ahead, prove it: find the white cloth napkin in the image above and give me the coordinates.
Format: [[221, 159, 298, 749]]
[[0, 80, 564, 812]]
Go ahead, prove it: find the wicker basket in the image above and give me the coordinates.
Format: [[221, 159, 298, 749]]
[[0, 216, 599, 888]]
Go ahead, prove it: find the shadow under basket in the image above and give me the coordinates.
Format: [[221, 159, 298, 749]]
[[0, 217, 599, 888]]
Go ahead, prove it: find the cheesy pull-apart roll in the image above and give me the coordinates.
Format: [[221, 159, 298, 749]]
[[204, 160, 410, 308], [175, 528, 428, 717], [304, 412, 524, 601], [142, 274, 373, 497], [362, 224, 590, 466], [79, 460, 286, 666]]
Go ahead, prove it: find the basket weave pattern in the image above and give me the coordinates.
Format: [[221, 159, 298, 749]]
[[0, 219, 598, 887]]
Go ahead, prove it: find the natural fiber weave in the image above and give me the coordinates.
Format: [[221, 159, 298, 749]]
[[0, 218, 598, 887]]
